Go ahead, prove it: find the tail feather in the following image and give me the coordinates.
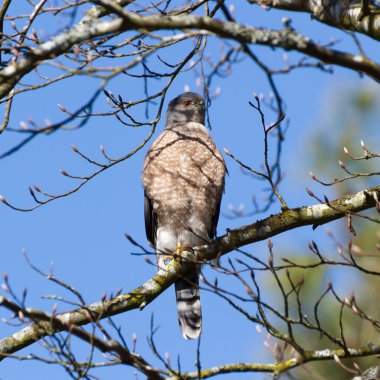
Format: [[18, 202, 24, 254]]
[[175, 273, 202, 340]]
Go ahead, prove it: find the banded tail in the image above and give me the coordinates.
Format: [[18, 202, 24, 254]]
[[175, 273, 202, 340]]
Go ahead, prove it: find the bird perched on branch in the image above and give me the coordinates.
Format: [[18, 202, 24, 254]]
[[142, 92, 226, 339]]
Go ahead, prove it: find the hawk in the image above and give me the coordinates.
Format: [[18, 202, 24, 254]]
[[142, 92, 226, 339]]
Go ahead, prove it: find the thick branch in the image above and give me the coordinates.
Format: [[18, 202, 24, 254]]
[[0, 0, 12, 64], [248, 0, 380, 42], [0, 296, 164, 380], [1, 185, 379, 359], [177, 345, 380, 379], [352, 365, 380, 380], [1, 5, 380, 99]]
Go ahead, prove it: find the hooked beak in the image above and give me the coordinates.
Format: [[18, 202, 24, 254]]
[[196, 100, 205, 111]]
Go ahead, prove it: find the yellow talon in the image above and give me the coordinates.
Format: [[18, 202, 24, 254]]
[[176, 241, 184, 255], [163, 242, 192, 265], [176, 241, 191, 255]]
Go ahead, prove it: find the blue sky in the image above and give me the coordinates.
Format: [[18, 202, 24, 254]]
[[1, 1, 379, 379]]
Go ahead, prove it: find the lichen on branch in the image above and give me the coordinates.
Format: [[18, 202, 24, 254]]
[[1, 185, 379, 361]]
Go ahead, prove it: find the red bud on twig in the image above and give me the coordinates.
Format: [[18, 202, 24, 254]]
[[71, 145, 79, 153], [57, 104, 67, 112], [18, 310, 25, 322], [59, 169, 69, 176]]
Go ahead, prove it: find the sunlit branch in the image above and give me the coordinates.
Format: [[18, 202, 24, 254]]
[[1, 185, 379, 359], [1, 1, 380, 100], [248, 0, 380, 42], [172, 345, 380, 379]]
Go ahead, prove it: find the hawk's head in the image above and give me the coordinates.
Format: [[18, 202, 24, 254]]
[[166, 92, 205, 125]]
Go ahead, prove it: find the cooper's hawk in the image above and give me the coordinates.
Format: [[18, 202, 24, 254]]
[[142, 92, 226, 339]]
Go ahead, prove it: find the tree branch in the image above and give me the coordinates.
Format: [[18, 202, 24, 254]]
[[0, 296, 165, 380], [248, 0, 380, 42], [1, 2, 380, 99], [352, 365, 380, 380], [1, 185, 380, 360], [0, 0, 12, 65], [177, 346, 380, 379]]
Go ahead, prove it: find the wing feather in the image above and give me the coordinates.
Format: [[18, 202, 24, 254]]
[[144, 191, 156, 247], [208, 178, 225, 239]]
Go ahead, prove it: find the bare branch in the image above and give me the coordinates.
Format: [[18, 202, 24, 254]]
[[248, 0, 380, 42], [1, 185, 380, 358], [1, 3, 380, 100]]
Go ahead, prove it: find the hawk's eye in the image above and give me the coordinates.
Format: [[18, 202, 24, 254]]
[[183, 100, 192, 107]]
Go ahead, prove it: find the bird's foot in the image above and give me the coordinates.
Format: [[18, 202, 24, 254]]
[[163, 242, 192, 265], [176, 241, 191, 255]]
